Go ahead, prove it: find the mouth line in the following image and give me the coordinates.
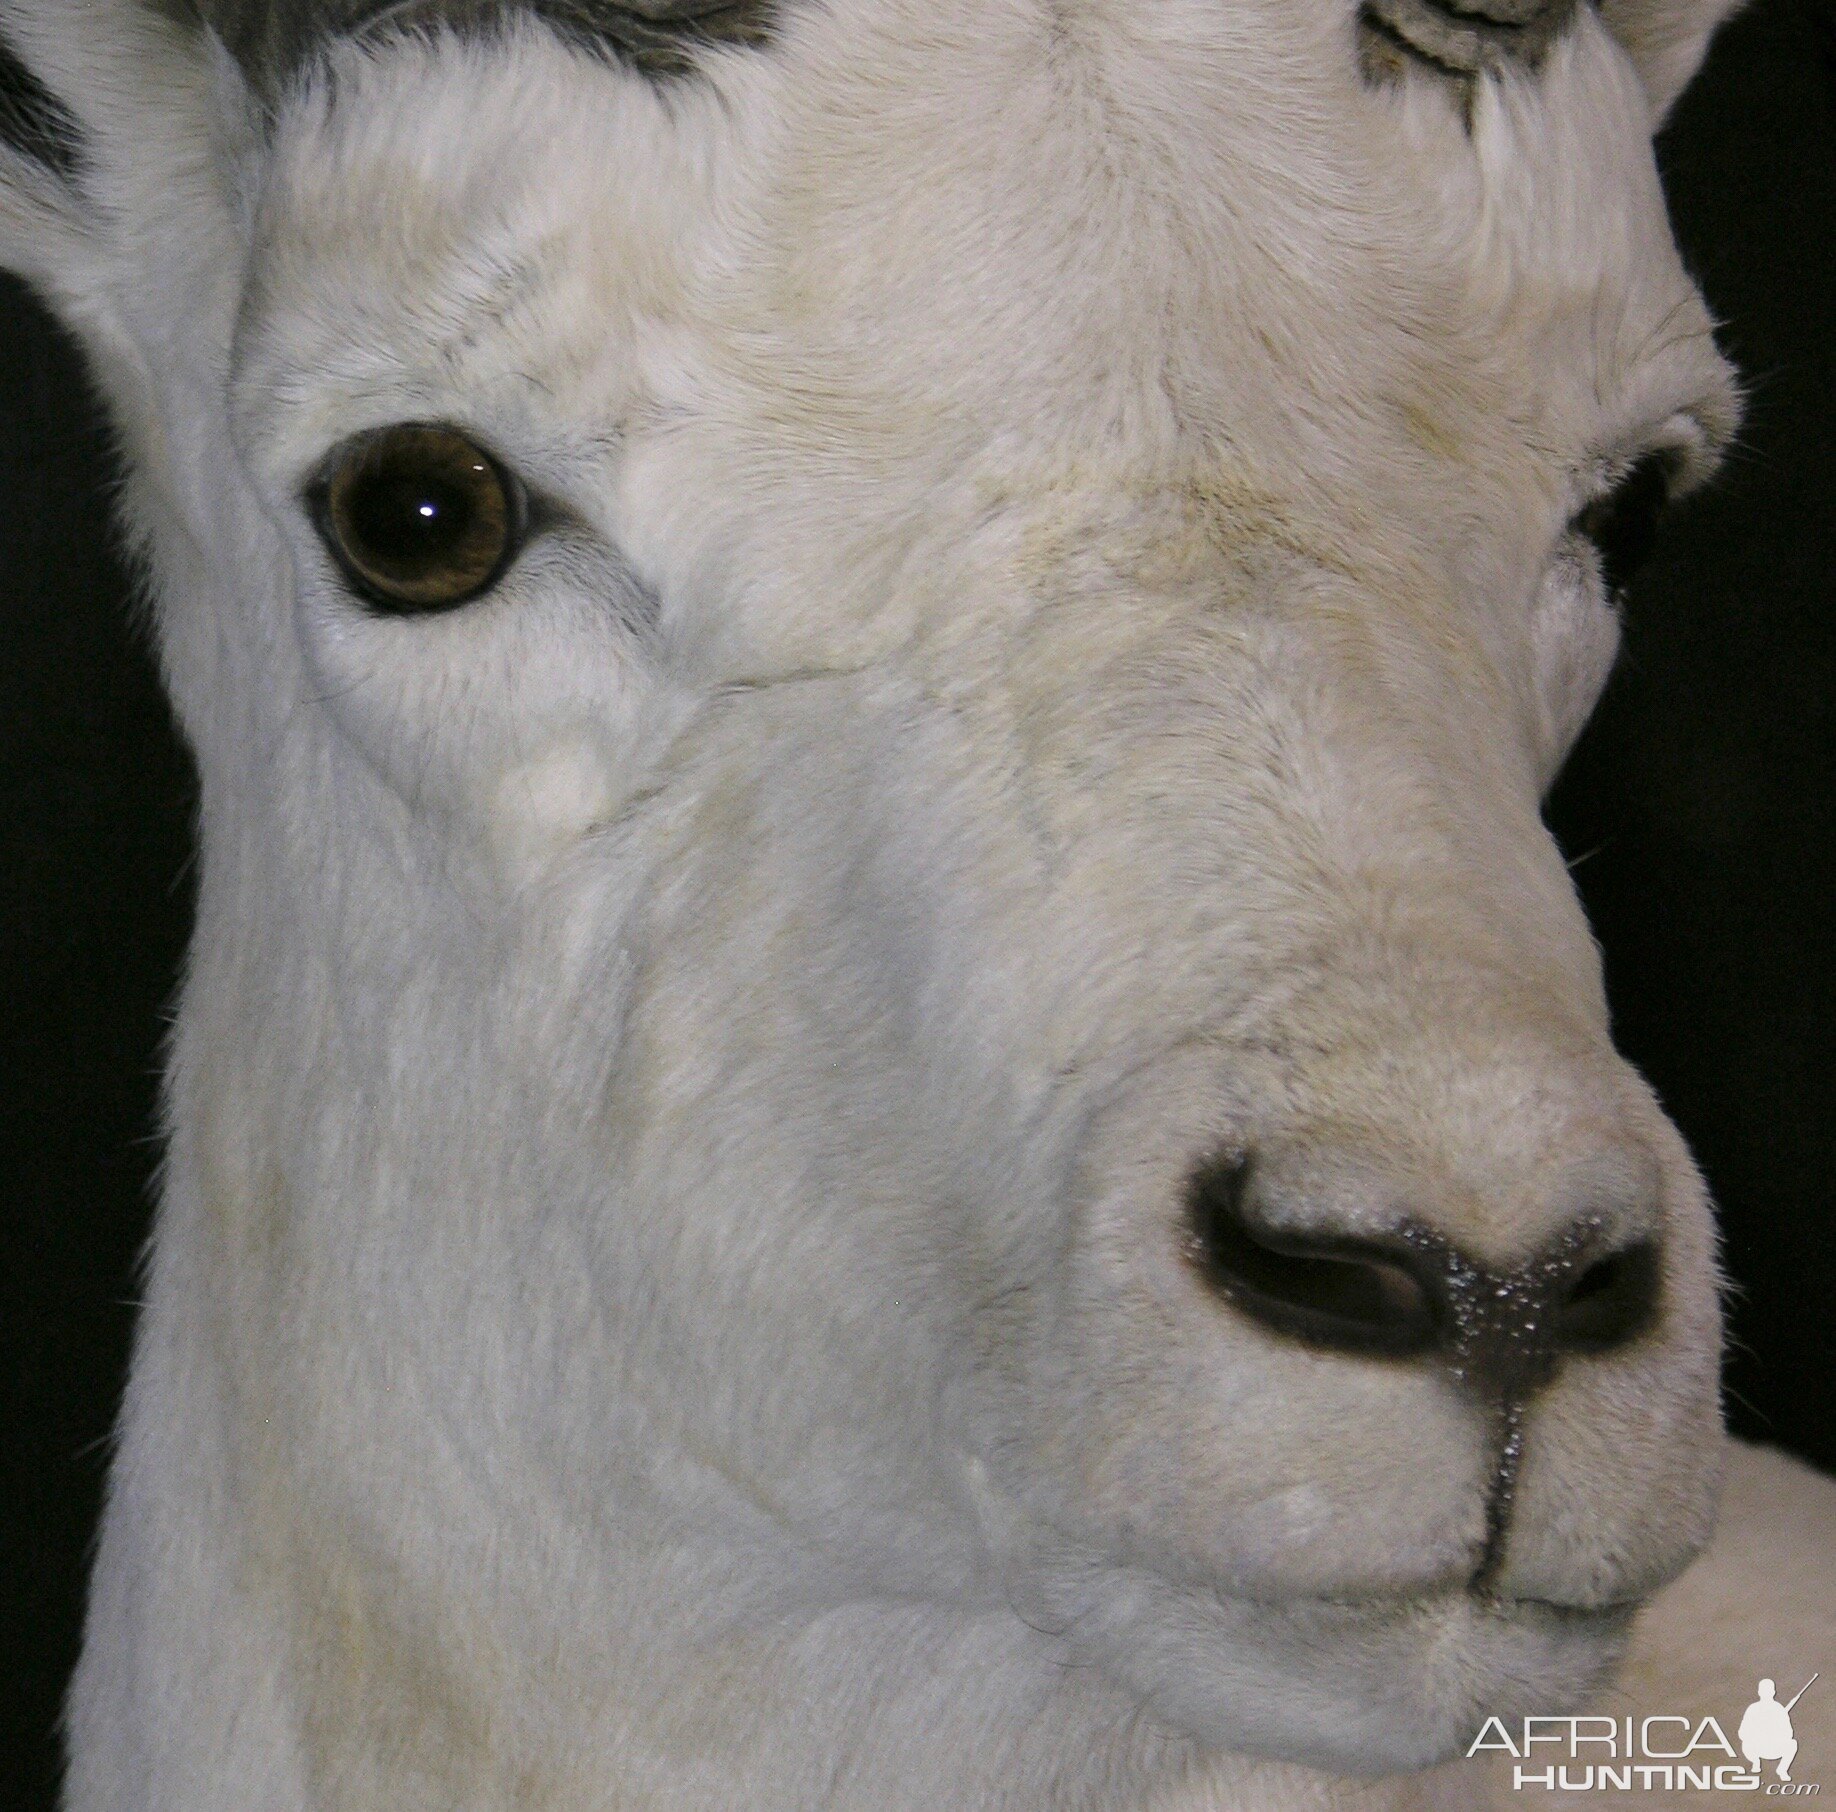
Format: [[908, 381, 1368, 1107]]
[[1249, 1583, 1642, 1624], [1478, 1590, 1644, 1619]]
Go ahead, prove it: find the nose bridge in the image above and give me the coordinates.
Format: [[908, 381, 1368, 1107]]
[[1270, 988, 1666, 1262], [990, 519, 1643, 1190], [990, 542, 1607, 1043], [1175, 868, 1676, 1312], [1293, 732, 1607, 1046]]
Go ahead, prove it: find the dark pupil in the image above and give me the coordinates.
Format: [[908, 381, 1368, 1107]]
[[1574, 454, 1673, 597], [348, 458, 477, 569]]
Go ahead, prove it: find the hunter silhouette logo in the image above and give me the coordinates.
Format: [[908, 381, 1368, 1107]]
[[1741, 1677, 1817, 1783], [1470, 1671, 1821, 1794]]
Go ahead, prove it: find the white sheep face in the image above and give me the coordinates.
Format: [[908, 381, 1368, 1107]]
[[2, 0, 1748, 1802]]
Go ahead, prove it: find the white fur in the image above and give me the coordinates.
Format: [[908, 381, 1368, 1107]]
[[1, 1, 1826, 1806]]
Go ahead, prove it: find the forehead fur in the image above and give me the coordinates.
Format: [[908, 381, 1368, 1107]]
[[239, 1, 1732, 489], [221, 0, 1737, 723]]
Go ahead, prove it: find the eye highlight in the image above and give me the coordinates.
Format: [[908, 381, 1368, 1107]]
[[313, 423, 525, 615], [1571, 453, 1676, 599]]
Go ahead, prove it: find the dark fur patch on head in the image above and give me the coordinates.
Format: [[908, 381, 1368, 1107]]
[[176, 0, 776, 94], [0, 32, 85, 180]]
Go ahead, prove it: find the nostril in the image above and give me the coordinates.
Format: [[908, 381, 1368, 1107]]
[[1187, 1158, 1440, 1357], [1554, 1238, 1661, 1353]]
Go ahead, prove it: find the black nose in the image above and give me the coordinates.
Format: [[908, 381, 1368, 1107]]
[[1186, 1156, 1660, 1394]]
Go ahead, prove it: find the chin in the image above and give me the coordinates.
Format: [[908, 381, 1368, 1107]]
[[1101, 1580, 1636, 1777]]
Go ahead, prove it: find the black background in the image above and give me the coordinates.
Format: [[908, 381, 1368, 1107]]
[[2, 2, 1832, 1801]]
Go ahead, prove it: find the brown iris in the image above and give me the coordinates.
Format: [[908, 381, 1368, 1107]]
[[314, 423, 523, 614]]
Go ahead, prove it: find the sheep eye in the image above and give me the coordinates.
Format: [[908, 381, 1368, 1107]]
[[1571, 454, 1675, 599], [314, 423, 524, 614]]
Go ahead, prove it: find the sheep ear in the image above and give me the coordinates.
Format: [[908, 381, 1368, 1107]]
[[1597, 0, 1748, 122], [0, 17, 103, 307], [0, 2, 244, 374]]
